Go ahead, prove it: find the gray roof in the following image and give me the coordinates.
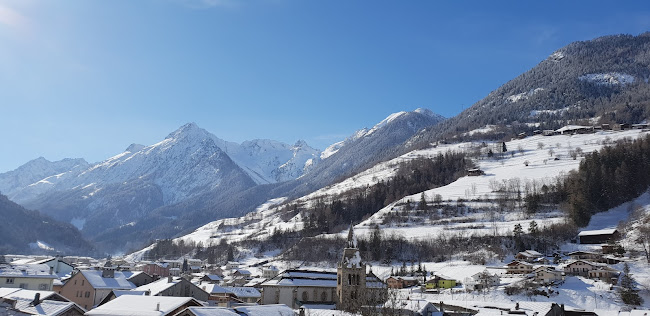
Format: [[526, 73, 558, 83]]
[[79, 270, 136, 290], [0, 264, 57, 279]]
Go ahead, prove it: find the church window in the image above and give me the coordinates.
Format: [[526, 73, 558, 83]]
[[321, 291, 327, 301], [302, 291, 308, 302]]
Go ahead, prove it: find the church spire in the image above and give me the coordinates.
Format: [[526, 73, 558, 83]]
[[346, 224, 357, 249]]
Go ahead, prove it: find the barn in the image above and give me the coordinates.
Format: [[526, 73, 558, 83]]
[[578, 228, 619, 244]]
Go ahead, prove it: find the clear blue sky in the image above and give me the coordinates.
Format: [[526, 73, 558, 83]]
[[1, 0, 649, 173]]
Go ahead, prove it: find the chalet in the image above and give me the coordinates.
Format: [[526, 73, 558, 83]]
[[242, 277, 266, 288], [601, 123, 611, 130], [514, 250, 544, 263], [223, 287, 261, 304], [533, 130, 542, 135], [517, 132, 527, 139], [467, 168, 485, 176], [85, 295, 203, 316], [225, 262, 239, 270], [505, 261, 534, 275], [463, 271, 500, 291], [587, 268, 619, 283], [601, 244, 616, 255], [133, 276, 209, 302], [386, 276, 419, 289], [0, 264, 57, 291], [200, 274, 223, 284], [59, 267, 135, 310], [426, 274, 457, 289], [542, 130, 557, 136], [533, 266, 563, 284], [562, 260, 607, 277], [201, 284, 238, 307], [578, 229, 619, 244], [632, 123, 649, 129], [567, 251, 602, 261]]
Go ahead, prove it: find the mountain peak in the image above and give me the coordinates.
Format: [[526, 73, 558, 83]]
[[125, 143, 146, 153], [165, 122, 209, 140]]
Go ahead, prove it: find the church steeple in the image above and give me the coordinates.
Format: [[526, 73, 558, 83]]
[[346, 224, 357, 249]]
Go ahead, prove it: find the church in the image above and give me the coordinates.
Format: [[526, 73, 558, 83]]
[[260, 225, 385, 311]]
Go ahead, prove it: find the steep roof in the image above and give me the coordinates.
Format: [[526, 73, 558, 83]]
[[10, 298, 85, 316], [578, 228, 618, 236], [79, 270, 136, 290], [133, 277, 182, 296], [261, 269, 337, 288], [222, 287, 260, 299], [0, 264, 57, 279]]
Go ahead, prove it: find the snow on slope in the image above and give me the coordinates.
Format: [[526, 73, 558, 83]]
[[354, 129, 650, 240]]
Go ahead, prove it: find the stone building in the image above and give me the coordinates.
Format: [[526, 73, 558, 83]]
[[336, 225, 386, 312]]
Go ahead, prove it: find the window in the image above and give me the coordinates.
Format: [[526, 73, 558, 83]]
[[74, 280, 77, 285], [38, 284, 48, 290], [5, 278, 14, 284], [19, 283, 28, 289], [85, 291, 90, 298], [82, 280, 85, 286], [337, 275, 340, 285], [321, 291, 327, 302], [301, 291, 308, 302]]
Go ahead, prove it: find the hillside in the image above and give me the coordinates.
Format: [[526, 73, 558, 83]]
[[408, 32, 650, 149], [0, 193, 94, 255]]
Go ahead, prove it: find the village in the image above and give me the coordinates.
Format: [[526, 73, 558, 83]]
[[2, 222, 649, 316]]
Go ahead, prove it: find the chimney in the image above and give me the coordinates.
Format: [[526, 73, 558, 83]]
[[168, 275, 173, 283], [50, 267, 54, 275], [31, 293, 41, 306], [155, 302, 160, 311], [515, 302, 520, 310]]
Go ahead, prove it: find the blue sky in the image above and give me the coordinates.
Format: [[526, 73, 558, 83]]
[[1, 0, 649, 173]]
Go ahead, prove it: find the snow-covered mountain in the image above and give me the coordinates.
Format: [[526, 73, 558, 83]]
[[215, 138, 320, 184], [0, 157, 89, 200]]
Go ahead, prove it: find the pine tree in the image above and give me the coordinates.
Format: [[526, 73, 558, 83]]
[[619, 263, 643, 305], [528, 221, 539, 236], [418, 193, 429, 211]]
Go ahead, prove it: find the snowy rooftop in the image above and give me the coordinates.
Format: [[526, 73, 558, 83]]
[[182, 307, 239, 316], [233, 304, 295, 316], [222, 287, 260, 298], [262, 269, 337, 288], [85, 296, 203, 316], [578, 228, 617, 236], [133, 277, 184, 296], [80, 270, 136, 290], [0, 264, 57, 279], [10, 297, 83, 316]]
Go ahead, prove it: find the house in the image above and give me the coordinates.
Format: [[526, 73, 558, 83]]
[[385, 276, 419, 289], [31, 258, 75, 278], [262, 266, 279, 280], [142, 262, 170, 278], [578, 229, 619, 244], [428, 274, 456, 289], [200, 274, 223, 284], [59, 267, 135, 310], [0, 264, 58, 291], [567, 251, 602, 261], [556, 125, 594, 135], [202, 284, 240, 307], [225, 262, 239, 270], [562, 260, 608, 277], [542, 130, 557, 136], [533, 266, 563, 284], [133, 276, 210, 302], [222, 287, 260, 304], [505, 261, 534, 274], [517, 132, 527, 139], [463, 271, 500, 291], [514, 250, 544, 263], [0, 288, 86, 316], [587, 268, 619, 283], [85, 295, 203, 316]]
